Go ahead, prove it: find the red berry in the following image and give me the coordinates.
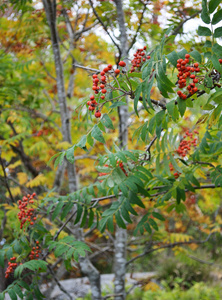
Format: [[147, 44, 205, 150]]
[[100, 95, 105, 100], [185, 54, 190, 58], [119, 61, 126, 67], [92, 74, 97, 79], [101, 89, 107, 94], [115, 69, 120, 74], [193, 62, 199, 67], [95, 111, 101, 118], [103, 67, 109, 72], [100, 71, 105, 75], [107, 64, 112, 70]]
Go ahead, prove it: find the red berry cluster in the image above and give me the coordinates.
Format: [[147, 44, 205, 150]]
[[5, 257, 17, 278], [176, 54, 200, 100], [130, 46, 150, 73], [169, 163, 181, 179], [99, 163, 110, 177], [169, 130, 199, 179], [118, 161, 127, 176], [29, 241, 41, 260], [99, 161, 127, 178], [88, 64, 114, 118], [176, 130, 198, 157], [17, 193, 37, 229]]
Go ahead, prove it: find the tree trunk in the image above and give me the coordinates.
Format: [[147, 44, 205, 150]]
[[42, 1, 101, 299], [113, 1, 128, 299]]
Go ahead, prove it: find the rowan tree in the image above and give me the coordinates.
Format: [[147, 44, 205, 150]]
[[0, 0, 221, 299]]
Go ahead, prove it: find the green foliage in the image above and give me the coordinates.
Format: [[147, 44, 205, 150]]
[[1, 0, 222, 299], [47, 236, 91, 263], [127, 283, 222, 300]]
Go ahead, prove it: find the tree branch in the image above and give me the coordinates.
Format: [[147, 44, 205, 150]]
[[0, 151, 14, 204], [90, 184, 221, 204], [46, 265, 73, 300], [88, 0, 121, 56], [170, 10, 201, 37], [126, 233, 212, 266], [128, 1, 148, 52]]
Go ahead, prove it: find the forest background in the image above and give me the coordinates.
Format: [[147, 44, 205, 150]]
[[0, 0, 222, 299]]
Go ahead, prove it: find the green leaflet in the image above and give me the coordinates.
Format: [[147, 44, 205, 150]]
[[177, 97, 187, 117], [66, 146, 75, 163], [197, 26, 211, 36], [167, 51, 179, 67], [209, 0, 221, 13], [212, 9, 222, 25], [201, 0, 210, 24], [190, 50, 202, 63], [101, 114, 114, 129], [91, 125, 105, 144], [214, 26, 222, 38]]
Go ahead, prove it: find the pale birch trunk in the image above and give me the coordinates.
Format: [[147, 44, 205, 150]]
[[113, 1, 128, 299], [42, 1, 101, 299]]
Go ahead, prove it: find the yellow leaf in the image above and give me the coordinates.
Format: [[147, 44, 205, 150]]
[[8, 160, 22, 169], [196, 113, 209, 125], [6, 186, 21, 197], [55, 141, 72, 150], [7, 112, 17, 123], [189, 243, 199, 251], [144, 282, 160, 291], [17, 172, 28, 185], [195, 169, 207, 179], [26, 174, 47, 188]]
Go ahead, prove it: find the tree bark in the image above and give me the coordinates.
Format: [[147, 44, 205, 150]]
[[42, 1, 101, 299], [113, 1, 128, 299]]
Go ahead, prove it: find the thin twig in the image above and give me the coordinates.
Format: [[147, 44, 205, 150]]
[[0, 150, 14, 203], [103, 293, 123, 300], [170, 10, 201, 37], [89, 184, 221, 204], [53, 209, 77, 241], [73, 63, 100, 73], [192, 161, 216, 168], [188, 255, 214, 265], [126, 233, 212, 266], [88, 0, 121, 55], [128, 1, 148, 52], [47, 265, 73, 300]]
